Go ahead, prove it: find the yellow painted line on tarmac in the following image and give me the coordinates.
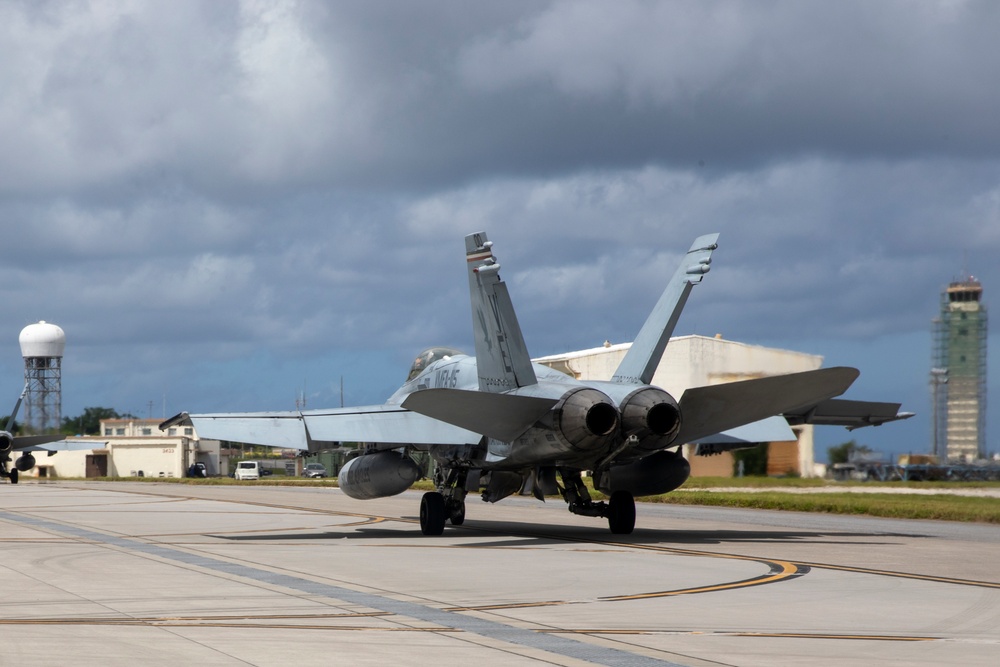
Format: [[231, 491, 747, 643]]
[[0, 618, 460, 632], [794, 561, 1000, 589], [446, 558, 804, 609], [731, 632, 937, 642], [602, 559, 803, 601], [0, 615, 944, 641], [565, 537, 1000, 593], [338, 516, 388, 527], [0, 611, 393, 625], [446, 600, 572, 612], [544, 629, 940, 642]]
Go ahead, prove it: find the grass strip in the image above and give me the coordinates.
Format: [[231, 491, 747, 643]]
[[652, 490, 1000, 523]]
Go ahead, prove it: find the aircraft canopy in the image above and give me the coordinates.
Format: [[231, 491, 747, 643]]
[[407, 347, 465, 381]]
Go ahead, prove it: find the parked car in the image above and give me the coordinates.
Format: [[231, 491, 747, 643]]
[[187, 462, 208, 478], [233, 461, 261, 481], [301, 463, 328, 478]]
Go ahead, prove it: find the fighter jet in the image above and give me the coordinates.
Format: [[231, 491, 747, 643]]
[[162, 232, 911, 534], [2, 384, 97, 483]]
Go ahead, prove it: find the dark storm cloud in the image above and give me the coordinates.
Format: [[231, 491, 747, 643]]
[[455, 2, 1000, 165], [4, 1, 998, 197]]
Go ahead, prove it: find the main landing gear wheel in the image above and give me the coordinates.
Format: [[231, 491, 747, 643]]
[[607, 490, 635, 534], [419, 491, 446, 535], [448, 499, 466, 526], [8, 469, 18, 485]]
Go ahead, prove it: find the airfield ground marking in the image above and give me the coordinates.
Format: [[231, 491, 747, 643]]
[[57, 483, 1000, 592], [0, 612, 965, 647], [6, 485, 996, 654], [544, 629, 944, 642], [1, 508, 687, 667], [133, 490, 815, 604]]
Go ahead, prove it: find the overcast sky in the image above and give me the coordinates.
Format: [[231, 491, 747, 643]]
[[2, 1, 998, 459]]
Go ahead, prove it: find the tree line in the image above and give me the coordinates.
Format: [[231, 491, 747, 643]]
[[0, 407, 133, 436]]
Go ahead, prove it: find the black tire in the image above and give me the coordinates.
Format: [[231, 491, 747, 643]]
[[607, 490, 635, 534], [449, 500, 466, 526], [9, 469, 18, 485], [419, 492, 446, 535]]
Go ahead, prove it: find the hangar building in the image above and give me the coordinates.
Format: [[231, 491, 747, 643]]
[[534, 334, 823, 477]]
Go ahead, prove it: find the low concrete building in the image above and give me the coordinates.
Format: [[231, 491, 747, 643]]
[[32, 418, 224, 479], [534, 334, 822, 477]]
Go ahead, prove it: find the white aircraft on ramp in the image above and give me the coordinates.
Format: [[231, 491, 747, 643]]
[[2, 384, 99, 483], [163, 233, 911, 535]]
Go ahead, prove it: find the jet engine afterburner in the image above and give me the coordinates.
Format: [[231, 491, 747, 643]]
[[618, 386, 681, 454], [546, 387, 619, 455], [0, 431, 13, 455]]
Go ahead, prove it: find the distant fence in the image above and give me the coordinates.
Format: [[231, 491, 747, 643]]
[[832, 461, 1000, 482]]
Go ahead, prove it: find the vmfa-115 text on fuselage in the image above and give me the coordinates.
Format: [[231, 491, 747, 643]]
[[162, 232, 911, 535]]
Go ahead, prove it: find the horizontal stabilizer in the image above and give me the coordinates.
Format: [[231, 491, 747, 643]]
[[675, 367, 860, 445], [783, 399, 914, 430], [402, 388, 557, 442], [693, 416, 797, 445], [691, 416, 796, 456]]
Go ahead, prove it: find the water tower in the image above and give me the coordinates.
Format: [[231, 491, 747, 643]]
[[18, 321, 65, 434]]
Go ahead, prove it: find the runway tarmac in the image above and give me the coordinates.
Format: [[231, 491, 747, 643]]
[[2, 481, 998, 666]]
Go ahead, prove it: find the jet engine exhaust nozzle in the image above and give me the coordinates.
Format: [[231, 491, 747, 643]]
[[551, 387, 620, 454], [619, 387, 681, 454], [0, 433, 12, 455], [587, 401, 619, 437], [646, 401, 681, 436]]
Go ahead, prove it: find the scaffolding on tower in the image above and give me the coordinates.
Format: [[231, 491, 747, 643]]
[[931, 277, 987, 462]]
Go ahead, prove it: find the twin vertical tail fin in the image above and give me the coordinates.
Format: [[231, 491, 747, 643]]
[[464, 231, 717, 393], [611, 233, 719, 385], [466, 232, 537, 393]]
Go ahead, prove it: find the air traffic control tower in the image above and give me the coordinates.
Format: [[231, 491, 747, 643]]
[[932, 278, 987, 461], [18, 321, 65, 434]]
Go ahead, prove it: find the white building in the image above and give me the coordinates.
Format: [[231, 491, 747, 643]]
[[534, 334, 823, 477], [31, 418, 224, 479]]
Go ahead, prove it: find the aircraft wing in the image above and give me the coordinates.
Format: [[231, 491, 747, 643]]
[[15, 437, 103, 453], [675, 367, 860, 445], [782, 399, 914, 430], [162, 405, 483, 451], [11, 434, 65, 449]]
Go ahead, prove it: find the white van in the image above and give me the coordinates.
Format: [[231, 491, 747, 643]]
[[234, 461, 261, 481]]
